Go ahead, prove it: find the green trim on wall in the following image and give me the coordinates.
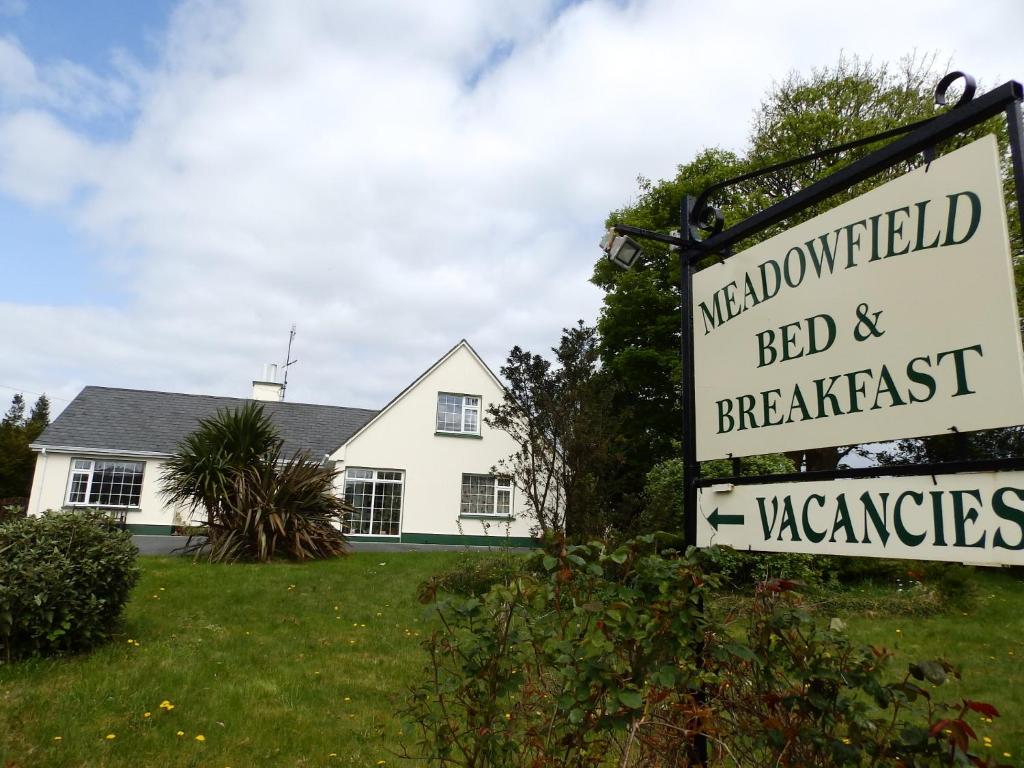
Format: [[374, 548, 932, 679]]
[[125, 524, 175, 535], [401, 532, 537, 548], [433, 431, 483, 439], [348, 535, 402, 543]]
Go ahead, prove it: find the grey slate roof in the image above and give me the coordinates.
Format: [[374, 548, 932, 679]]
[[33, 386, 378, 458]]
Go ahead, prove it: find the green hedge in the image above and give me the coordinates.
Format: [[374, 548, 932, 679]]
[[0, 510, 139, 661]]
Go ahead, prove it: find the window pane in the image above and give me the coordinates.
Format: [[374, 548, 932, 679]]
[[68, 471, 88, 503], [496, 489, 511, 516], [462, 407, 478, 433], [73, 459, 91, 470], [436, 393, 463, 432], [84, 461, 143, 507], [461, 474, 495, 515], [346, 468, 373, 480], [373, 482, 402, 536], [344, 479, 374, 535]]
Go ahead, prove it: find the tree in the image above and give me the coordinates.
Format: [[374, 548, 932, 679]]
[[486, 322, 622, 539], [2, 394, 25, 428], [0, 393, 51, 500], [160, 402, 351, 562], [593, 54, 1021, 498]]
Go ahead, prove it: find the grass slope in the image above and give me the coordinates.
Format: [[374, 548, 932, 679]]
[[1, 554, 1022, 766], [1, 553, 454, 767]]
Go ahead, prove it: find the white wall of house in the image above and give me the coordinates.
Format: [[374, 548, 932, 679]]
[[330, 342, 536, 543], [27, 451, 191, 532]]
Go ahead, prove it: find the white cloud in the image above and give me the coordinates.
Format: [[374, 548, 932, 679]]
[[1, 0, 1022, 413]]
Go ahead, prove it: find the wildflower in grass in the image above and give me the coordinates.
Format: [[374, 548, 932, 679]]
[[377, 761, 386, 765], [143, 712, 151, 718], [53, 736, 62, 741], [176, 731, 185, 737], [159, 700, 175, 711], [105, 734, 116, 740], [195, 734, 206, 742]]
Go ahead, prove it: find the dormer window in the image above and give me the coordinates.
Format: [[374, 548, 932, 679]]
[[436, 393, 480, 435]]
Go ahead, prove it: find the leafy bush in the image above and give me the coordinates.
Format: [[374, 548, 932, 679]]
[[403, 535, 1002, 767], [162, 403, 351, 562], [418, 551, 536, 600], [0, 501, 25, 524], [0, 510, 139, 662]]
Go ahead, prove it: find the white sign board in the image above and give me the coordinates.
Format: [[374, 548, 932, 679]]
[[693, 135, 1024, 461], [697, 471, 1024, 566]]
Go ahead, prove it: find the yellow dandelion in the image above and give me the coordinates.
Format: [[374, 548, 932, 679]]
[[53, 736, 62, 741], [127, 638, 134, 644], [344, 696, 351, 701], [143, 712, 151, 718], [159, 587, 165, 591], [195, 734, 206, 742], [504, 713, 511, 720], [329, 753, 337, 757], [377, 761, 386, 766], [159, 700, 174, 711], [1004, 753, 1012, 758], [176, 731, 185, 737], [105, 733, 116, 740]]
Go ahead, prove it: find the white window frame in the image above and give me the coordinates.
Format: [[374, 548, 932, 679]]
[[342, 467, 404, 537], [436, 392, 481, 435], [65, 458, 145, 509], [460, 473, 513, 518]]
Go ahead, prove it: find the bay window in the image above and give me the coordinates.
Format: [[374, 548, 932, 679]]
[[343, 468, 404, 536], [66, 459, 145, 508]]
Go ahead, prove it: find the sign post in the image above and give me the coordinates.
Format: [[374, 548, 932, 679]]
[[605, 72, 1024, 766]]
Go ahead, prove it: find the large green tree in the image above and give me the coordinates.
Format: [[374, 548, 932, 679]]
[[593, 55, 1022, 506], [0, 393, 51, 500]]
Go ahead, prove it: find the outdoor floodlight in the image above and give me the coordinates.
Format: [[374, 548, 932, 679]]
[[599, 228, 643, 270]]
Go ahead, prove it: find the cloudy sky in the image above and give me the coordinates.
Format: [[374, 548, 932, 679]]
[[0, 0, 1021, 413]]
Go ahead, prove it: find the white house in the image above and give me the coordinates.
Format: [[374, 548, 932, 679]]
[[27, 340, 536, 547]]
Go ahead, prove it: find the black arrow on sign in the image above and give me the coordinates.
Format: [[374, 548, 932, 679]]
[[707, 507, 744, 531]]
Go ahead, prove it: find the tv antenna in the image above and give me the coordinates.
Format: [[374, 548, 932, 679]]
[[281, 324, 297, 400]]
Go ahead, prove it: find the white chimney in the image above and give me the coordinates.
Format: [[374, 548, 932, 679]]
[[251, 363, 284, 402]]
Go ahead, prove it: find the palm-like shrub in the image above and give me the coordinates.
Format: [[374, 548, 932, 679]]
[[161, 402, 350, 562]]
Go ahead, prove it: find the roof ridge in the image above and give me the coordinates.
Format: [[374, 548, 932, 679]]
[[80, 385, 378, 412]]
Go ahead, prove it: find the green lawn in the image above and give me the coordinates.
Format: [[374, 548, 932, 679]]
[[1, 553, 1022, 767]]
